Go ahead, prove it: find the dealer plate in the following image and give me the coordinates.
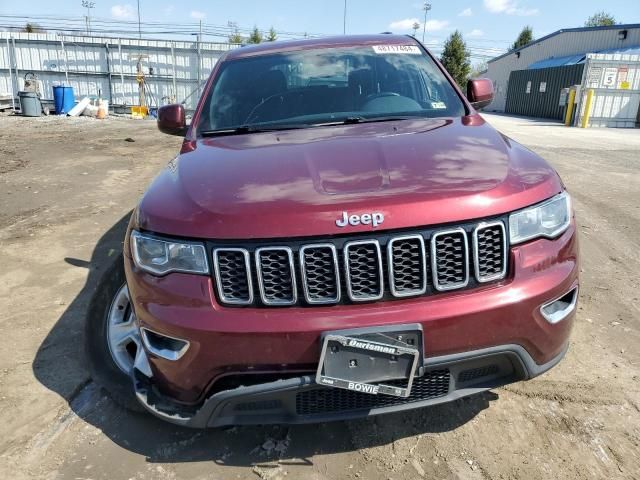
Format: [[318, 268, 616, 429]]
[[315, 334, 420, 398]]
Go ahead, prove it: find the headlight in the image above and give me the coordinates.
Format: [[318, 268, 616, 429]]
[[130, 230, 209, 276], [509, 192, 572, 244]]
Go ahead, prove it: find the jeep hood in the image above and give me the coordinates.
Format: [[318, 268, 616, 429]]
[[138, 115, 562, 239]]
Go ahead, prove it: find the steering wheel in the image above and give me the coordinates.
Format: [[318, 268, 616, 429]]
[[361, 91, 421, 113], [244, 92, 286, 124], [365, 92, 401, 101]]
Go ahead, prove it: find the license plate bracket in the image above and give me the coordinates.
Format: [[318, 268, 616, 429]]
[[316, 333, 420, 398]]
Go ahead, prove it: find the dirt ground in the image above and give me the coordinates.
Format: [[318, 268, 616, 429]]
[[0, 112, 638, 480]]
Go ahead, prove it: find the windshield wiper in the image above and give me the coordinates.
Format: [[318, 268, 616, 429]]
[[343, 116, 367, 124], [314, 115, 417, 127], [200, 116, 418, 137], [200, 124, 309, 137]]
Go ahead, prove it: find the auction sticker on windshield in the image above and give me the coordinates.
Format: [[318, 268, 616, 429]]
[[372, 45, 421, 55]]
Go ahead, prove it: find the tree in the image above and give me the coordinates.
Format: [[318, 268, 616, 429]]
[[585, 11, 617, 27], [228, 27, 244, 45], [248, 26, 263, 44], [511, 26, 533, 51], [439, 30, 470, 88], [412, 22, 420, 38], [266, 27, 277, 42], [23, 22, 44, 33], [469, 61, 488, 78]]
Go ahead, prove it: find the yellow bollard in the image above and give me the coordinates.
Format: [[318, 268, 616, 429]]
[[581, 89, 594, 128], [564, 89, 576, 126]]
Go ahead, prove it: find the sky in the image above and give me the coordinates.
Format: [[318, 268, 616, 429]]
[[1, 0, 638, 62]]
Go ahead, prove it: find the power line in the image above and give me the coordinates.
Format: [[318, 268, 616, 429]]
[[0, 14, 507, 60], [0, 14, 511, 44], [0, 14, 328, 40]]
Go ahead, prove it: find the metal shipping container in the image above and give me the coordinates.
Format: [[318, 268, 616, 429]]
[[575, 53, 640, 128], [504, 64, 584, 119]]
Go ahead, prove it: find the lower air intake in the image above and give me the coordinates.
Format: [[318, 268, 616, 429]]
[[296, 369, 450, 415]]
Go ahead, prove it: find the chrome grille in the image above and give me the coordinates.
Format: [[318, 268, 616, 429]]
[[300, 244, 340, 304], [255, 247, 297, 305], [211, 219, 508, 307], [213, 249, 253, 305], [388, 235, 427, 297], [431, 228, 469, 291], [474, 222, 507, 282]]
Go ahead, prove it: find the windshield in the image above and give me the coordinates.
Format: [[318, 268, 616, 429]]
[[197, 44, 466, 134]]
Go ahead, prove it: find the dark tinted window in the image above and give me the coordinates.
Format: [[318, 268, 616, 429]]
[[197, 44, 465, 132]]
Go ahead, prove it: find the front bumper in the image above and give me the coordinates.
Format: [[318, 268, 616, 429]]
[[132, 342, 569, 428], [125, 221, 578, 406]]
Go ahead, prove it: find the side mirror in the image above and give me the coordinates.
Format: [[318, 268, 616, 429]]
[[157, 104, 187, 136], [467, 78, 494, 110]]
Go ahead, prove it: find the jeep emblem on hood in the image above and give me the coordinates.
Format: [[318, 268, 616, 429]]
[[336, 211, 384, 228]]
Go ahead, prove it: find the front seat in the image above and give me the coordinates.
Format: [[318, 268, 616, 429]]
[[254, 70, 287, 102], [348, 68, 377, 109], [246, 69, 288, 122]]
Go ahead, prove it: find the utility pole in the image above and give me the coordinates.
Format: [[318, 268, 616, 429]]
[[412, 22, 420, 38], [137, 0, 142, 39], [343, 0, 347, 35], [197, 20, 202, 96], [81, 1, 95, 35], [422, 2, 431, 43]]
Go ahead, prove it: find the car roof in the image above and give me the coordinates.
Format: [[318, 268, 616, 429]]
[[224, 34, 419, 60]]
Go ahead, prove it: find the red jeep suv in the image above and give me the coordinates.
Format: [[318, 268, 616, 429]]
[[86, 35, 579, 428]]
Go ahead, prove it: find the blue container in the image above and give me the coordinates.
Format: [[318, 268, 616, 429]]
[[53, 85, 75, 115]]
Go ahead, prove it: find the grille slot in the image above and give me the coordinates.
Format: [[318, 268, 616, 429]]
[[255, 247, 297, 305], [300, 244, 341, 304], [458, 364, 500, 383], [213, 248, 253, 305], [344, 240, 384, 301], [296, 369, 451, 415], [474, 222, 507, 282], [431, 228, 469, 291], [388, 235, 427, 297]]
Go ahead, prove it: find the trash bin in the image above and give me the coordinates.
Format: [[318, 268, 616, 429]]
[[18, 91, 42, 117], [52, 85, 75, 115]]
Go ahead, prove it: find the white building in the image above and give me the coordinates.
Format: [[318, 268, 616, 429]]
[[486, 24, 640, 112]]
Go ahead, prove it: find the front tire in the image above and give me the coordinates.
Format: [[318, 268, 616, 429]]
[[85, 254, 144, 412]]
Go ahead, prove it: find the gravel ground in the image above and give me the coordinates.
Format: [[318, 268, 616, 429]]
[[0, 112, 638, 480]]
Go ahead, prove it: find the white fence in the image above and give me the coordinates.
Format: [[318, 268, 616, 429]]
[[0, 32, 237, 111], [576, 53, 640, 128]]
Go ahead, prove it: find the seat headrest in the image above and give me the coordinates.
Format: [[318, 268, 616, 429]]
[[348, 68, 375, 95], [255, 69, 287, 98]]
